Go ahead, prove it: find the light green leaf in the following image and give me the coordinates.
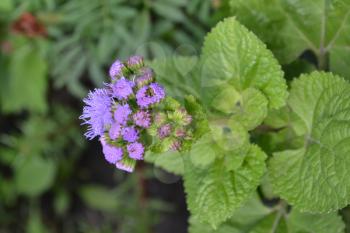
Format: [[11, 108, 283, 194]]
[[150, 56, 200, 99], [230, 0, 350, 77], [184, 144, 267, 228], [190, 197, 344, 233], [270, 71, 350, 212], [288, 210, 345, 233], [234, 88, 268, 130], [0, 37, 47, 112], [1, 37, 48, 113], [144, 150, 185, 175], [209, 120, 249, 152], [15, 157, 56, 197], [190, 133, 216, 168], [200, 17, 287, 110]]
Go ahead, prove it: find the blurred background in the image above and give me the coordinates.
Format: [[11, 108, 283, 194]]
[[0, 0, 230, 232]]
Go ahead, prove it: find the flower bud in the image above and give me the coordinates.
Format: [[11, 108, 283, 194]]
[[158, 123, 172, 139], [127, 55, 144, 71]]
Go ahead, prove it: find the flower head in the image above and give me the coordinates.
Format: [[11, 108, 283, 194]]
[[122, 126, 139, 142], [111, 77, 135, 100], [114, 103, 132, 125], [133, 110, 151, 128], [80, 88, 113, 140], [109, 122, 122, 140], [100, 138, 123, 163], [127, 55, 144, 68], [109, 59, 125, 78], [136, 83, 165, 108], [158, 123, 172, 139], [127, 142, 144, 160], [136, 68, 154, 88]]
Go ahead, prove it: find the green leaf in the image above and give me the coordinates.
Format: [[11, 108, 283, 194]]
[[15, 157, 56, 197], [288, 210, 345, 233], [1, 37, 48, 113], [200, 17, 287, 110], [270, 71, 350, 212], [230, 0, 350, 77], [79, 185, 119, 212], [150, 56, 200, 99], [144, 150, 185, 175], [190, 196, 344, 233], [190, 133, 216, 168], [184, 144, 267, 228]]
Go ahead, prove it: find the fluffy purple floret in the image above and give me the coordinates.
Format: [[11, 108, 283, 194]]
[[136, 68, 154, 87], [111, 77, 135, 100], [80, 88, 113, 140], [136, 82, 166, 108], [109, 59, 125, 78], [158, 123, 172, 139], [122, 126, 139, 142], [109, 122, 121, 140], [149, 83, 165, 102], [114, 104, 132, 125], [100, 138, 123, 164], [127, 142, 144, 160], [133, 111, 151, 128], [127, 55, 144, 67]]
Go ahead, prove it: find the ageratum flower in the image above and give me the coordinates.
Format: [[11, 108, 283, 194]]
[[109, 59, 125, 78], [122, 126, 139, 143], [111, 77, 135, 100], [100, 138, 123, 164], [81, 55, 194, 172], [114, 104, 132, 125], [136, 68, 154, 88], [136, 83, 165, 108], [133, 110, 151, 128], [109, 122, 121, 140], [80, 88, 113, 140], [127, 142, 144, 160]]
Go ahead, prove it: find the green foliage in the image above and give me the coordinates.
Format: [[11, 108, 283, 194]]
[[184, 144, 267, 228], [270, 72, 350, 213], [200, 17, 288, 110], [230, 0, 350, 77], [1, 36, 48, 113], [50, 0, 215, 97], [189, 195, 345, 233]]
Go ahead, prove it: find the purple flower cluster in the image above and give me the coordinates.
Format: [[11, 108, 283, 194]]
[[80, 55, 166, 172]]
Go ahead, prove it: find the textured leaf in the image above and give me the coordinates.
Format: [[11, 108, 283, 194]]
[[270, 71, 350, 212], [150, 56, 200, 99], [288, 210, 345, 233], [230, 0, 350, 77], [190, 196, 344, 233], [200, 17, 287, 110], [190, 134, 216, 168], [184, 144, 267, 228]]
